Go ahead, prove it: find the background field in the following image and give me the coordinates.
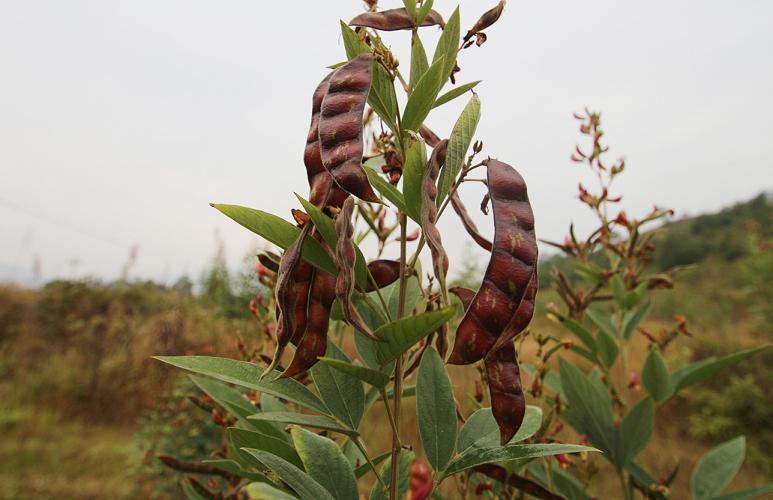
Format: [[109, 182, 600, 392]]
[[0, 194, 770, 498]]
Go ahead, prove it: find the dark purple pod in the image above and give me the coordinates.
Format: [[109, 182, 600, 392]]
[[363, 259, 401, 292], [485, 340, 526, 445], [319, 54, 379, 203], [349, 7, 445, 31], [448, 159, 537, 365]]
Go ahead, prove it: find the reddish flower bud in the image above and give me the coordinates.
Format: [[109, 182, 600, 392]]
[[409, 461, 432, 500], [554, 453, 571, 468], [628, 371, 640, 389]]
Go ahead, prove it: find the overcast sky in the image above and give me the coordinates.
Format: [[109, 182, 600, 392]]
[[1, 0, 771, 285]]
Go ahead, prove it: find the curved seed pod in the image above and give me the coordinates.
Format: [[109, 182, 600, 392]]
[[464, 1, 506, 42], [489, 272, 537, 354], [419, 125, 441, 148], [263, 225, 314, 377], [257, 252, 280, 273], [349, 7, 445, 31], [319, 53, 379, 203], [448, 159, 538, 365], [363, 259, 401, 292], [421, 139, 450, 288], [305, 72, 349, 209], [334, 198, 378, 340], [450, 191, 493, 251], [485, 341, 525, 445], [449, 286, 476, 309], [281, 270, 336, 378]]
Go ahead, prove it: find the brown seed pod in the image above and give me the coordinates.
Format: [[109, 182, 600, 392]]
[[484, 341, 525, 445], [319, 53, 379, 203], [464, 1, 506, 42], [450, 191, 493, 251], [334, 197, 378, 340], [448, 159, 537, 365], [450, 286, 476, 309], [349, 7, 445, 31], [419, 125, 441, 148], [281, 269, 336, 378], [421, 139, 450, 289], [363, 259, 401, 292], [305, 72, 349, 209], [263, 226, 315, 377], [490, 272, 537, 354]]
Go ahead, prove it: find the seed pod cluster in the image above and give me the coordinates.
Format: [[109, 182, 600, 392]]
[[319, 53, 379, 203], [334, 197, 378, 340], [448, 159, 537, 365], [349, 7, 445, 31], [421, 139, 450, 289]]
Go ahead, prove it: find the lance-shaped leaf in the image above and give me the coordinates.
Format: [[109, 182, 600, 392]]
[[281, 269, 336, 378], [410, 34, 429, 89], [244, 483, 297, 500], [432, 7, 460, 85], [402, 138, 428, 222], [451, 190, 492, 251], [291, 427, 359, 500], [417, 347, 457, 471], [212, 204, 336, 275], [319, 53, 379, 202], [402, 56, 445, 132], [350, 7, 444, 31], [334, 198, 378, 340], [442, 443, 598, 478], [229, 427, 303, 470], [437, 94, 481, 205], [190, 375, 261, 428], [672, 345, 768, 393], [691, 436, 746, 500], [618, 397, 654, 465], [242, 449, 334, 500], [434, 80, 482, 109], [154, 356, 329, 414], [310, 341, 366, 429], [458, 405, 542, 452], [249, 412, 357, 436], [421, 139, 450, 288], [373, 306, 457, 366], [641, 348, 673, 403], [318, 357, 390, 389], [448, 160, 538, 365]]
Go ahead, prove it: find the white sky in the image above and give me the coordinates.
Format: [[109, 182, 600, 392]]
[[1, 1, 771, 285]]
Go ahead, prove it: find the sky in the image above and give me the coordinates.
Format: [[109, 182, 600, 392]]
[[1, 0, 772, 285]]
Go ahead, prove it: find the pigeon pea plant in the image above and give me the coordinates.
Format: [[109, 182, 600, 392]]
[[521, 110, 770, 499], [156, 1, 596, 499]]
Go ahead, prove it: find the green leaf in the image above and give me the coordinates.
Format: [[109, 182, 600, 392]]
[[212, 204, 336, 276], [373, 307, 456, 366], [619, 398, 654, 465], [437, 94, 481, 205], [416, 0, 434, 25], [458, 406, 542, 451], [295, 194, 368, 288], [433, 81, 482, 109], [672, 345, 768, 393], [431, 7, 460, 89], [190, 375, 259, 426], [402, 0, 416, 17], [410, 35, 429, 89], [242, 449, 334, 500], [182, 481, 210, 500], [585, 308, 617, 338], [557, 317, 597, 354], [201, 459, 268, 483], [370, 449, 415, 500], [291, 427, 358, 500], [155, 356, 329, 414], [623, 301, 652, 340], [559, 359, 618, 462], [310, 342, 365, 429], [363, 157, 410, 213], [713, 484, 773, 500], [229, 427, 303, 469], [443, 443, 598, 478], [318, 357, 390, 389], [354, 451, 392, 479], [527, 462, 592, 500], [249, 412, 357, 436], [244, 482, 298, 500], [596, 329, 619, 368], [417, 347, 457, 471], [691, 436, 746, 500], [260, 394, 289, 435], [642, 349, 673, 403], [626, 462, 666, 500], [402, 56, 445, 132], [402, 138, 428, 222]]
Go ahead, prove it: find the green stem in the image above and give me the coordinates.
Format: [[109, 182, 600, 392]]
[[354, 437, 388, 491], [389, 212, 408, 500]]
